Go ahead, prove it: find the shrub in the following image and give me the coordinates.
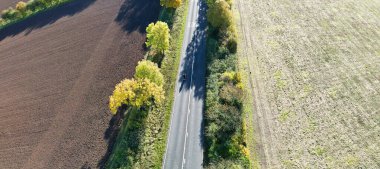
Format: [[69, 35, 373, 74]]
[[219, 84, 243, 108], [0, 18, 5, 25], [219, 25, 237, 53], [221, 71, 242, 87], [227, 37, 237, 53], [207, 0, 233, 29], [1, 7, 21, 20], [26, 0, 46, 11], [16, 1, 27, 14], [146, 21, 170, 55], [160, 0, 182, 8]]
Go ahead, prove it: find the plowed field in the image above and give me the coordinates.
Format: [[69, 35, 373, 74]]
[[0, 0, 159, 168]]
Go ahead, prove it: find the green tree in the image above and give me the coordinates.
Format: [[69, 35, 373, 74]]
[[207, 0, 233, 28], [160, 0, 182, 8], [135, 60, 164, 86], [146, 21, 170, 55], [109, 78, 164, 115]]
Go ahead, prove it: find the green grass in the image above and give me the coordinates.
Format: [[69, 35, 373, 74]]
[[105, 1, 190, 168], [0, 0, 76, 30]]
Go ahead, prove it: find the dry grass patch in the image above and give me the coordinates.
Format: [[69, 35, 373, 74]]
[[235, 0, 380, 168]]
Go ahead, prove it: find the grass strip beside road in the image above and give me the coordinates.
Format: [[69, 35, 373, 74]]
[[233, 3, 260, 168], [0, 0, 76, 30], [106, 1, 189, 168]]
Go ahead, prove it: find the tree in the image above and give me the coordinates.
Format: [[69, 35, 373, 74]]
[[146, 21, 170, 55], [109, 78, 165, 115], [207, 0, 233, 28], [16, 1, 27, 14], [135, 60, 164, 86], [160, 0, 182, 8]]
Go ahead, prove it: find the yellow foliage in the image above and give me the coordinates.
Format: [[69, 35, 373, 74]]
[[109, 78, 165, 115], [109, 79, 137, 115], [16, 1, 27, 12], [221, 71, 242, 88], [135, 60, 164, 86], [160, 0, 182, 8], [146, 21, 170, 54], [241, 145, 250, 157]]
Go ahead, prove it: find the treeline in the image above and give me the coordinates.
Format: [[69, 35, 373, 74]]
[[0, 0, 72, 28], [204, 0, 250, 168], [107, 20, 170, 169], [106, 0, 187, 168]]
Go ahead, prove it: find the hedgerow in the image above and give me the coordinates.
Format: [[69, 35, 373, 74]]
[[0, 0, 73, 29], [204, 0, 250, 168]]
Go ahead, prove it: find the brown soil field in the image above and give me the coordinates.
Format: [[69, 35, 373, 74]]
[[0, 0, 18, 10], [0, 0, 160, 168], [235, 0, 380, 168]]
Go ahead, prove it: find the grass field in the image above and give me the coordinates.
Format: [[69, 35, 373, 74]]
[[235, 0, 380, 168]]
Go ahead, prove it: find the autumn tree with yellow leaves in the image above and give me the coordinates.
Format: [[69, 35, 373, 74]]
[[109, 60, 165, 115], [146, 21, 170, 55], [160, 0, 182, 8]]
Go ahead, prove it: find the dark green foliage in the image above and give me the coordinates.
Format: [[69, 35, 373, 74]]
[[204, 0, 248, 168], [219, 84, 243, 108], [206, 0, 233, 28], [1, 8, 21, 20], [26, 0, 47, 11], [227, 38, 237, 53], [106, 109, 148, 168]]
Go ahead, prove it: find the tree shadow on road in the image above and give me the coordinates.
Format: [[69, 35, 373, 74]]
[[178, 0, 207, 102], [115, 0, 161, 34], [0, 0, 96, 41], [177, 0, 207, 156]]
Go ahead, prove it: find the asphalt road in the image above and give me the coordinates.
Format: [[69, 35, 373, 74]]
[[162, 0, 207, 168]]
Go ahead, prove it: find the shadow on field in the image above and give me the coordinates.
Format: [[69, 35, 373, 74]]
[[115, 0, 161, 33], [97, 109, 125, 169], [0, 0, 95, 41]]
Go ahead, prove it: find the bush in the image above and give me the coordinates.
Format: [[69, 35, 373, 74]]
[[1, 7, 21, 20], [219, 25, 237, 53], [16, 1, 27, 14], [219, 84, 243, 108], [207, 0, 233, 28], [221, 71, 242, 88], [160, 0, 182, 8], [204, 0, 248, 167], [227, 37, 237, 53], [0, 18, 5, 25]]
